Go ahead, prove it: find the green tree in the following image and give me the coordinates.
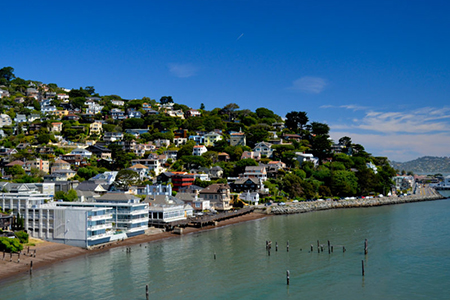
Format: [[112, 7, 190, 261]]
[[177, 140, 196, 159], [256, 107, 279, 120], [6, 165, 25, 177], [330, 170, 358, 197], [285, 111, 309, 133], [37, 133, 52, 144], [234, 158, 258, 176], [0, 66, 15, 84], [160, 96, 174, 104], [84, 86, 95, 95], [69, 88, 90, 99], [246, 124, 270, 147]]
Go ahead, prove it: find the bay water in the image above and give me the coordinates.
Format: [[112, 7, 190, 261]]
[[2, 199, 450, 299]]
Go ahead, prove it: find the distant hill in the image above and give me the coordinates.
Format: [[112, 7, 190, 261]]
[[390, 156, 450, 174]]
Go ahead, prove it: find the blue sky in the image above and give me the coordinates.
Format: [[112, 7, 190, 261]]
[[2, 0, 449, 162]]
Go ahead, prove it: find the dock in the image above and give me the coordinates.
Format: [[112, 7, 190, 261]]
[[148, 207, 255, 231]]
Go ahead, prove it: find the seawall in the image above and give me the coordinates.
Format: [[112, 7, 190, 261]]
[[269, 192, 446, 215]]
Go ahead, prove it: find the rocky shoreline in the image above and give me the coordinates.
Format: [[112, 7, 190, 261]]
[[268, 191, 446, 215]]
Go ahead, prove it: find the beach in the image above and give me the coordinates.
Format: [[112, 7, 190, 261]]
[[0, 211, 268, 283]]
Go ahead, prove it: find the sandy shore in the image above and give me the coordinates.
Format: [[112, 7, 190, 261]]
[[0, 212, 268, 283]]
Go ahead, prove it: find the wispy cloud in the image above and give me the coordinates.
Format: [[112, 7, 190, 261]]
[[289, 76, 327, 94], [328, 106, 450, 161], [320, 104, 369, 111], [356, 108, 450, 134], [340, 104, 369, 111], [330, 131, 450, 162], [236, 33, 244, 41], [168, 63, 198, 78]]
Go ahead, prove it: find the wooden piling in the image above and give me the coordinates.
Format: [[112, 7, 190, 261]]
[[331, 245, 334, 253], [361, 260, 365, 276], [287, 241, 289, 252], [320, 245, 324, 252], [328, 240, 331, 254], [10, 252, 12, 262], [311, 244, 313, 252], [17, 252, 20, 263], [214, 253, 216, 260], [286, 270, 290, 285], [146, 284, 149, 299], [364, 239, 368, 255], [276, 242, 278, 252], [34, 249, 36, 258], [30, 261, 33, 274], [343, 246, 346, 253]]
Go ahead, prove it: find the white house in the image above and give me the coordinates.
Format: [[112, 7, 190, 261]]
[[243, 166, 267, 182], [192, 145, 207, 156], [128, 164, 151, 181], [103, 132, 124, 142], [295, 152, 319, 167], [239, 191, 260, 205], [0, 114, 12, 127], [69, 148, 93, 159], [253, 142, 273, 158]]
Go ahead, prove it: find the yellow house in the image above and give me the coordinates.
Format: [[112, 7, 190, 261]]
[[52, 110, 69, 119], [90, 121, 103, 135], [204, 132, 223, 147]]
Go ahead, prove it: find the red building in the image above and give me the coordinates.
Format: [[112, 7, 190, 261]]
[[171, 173, 195, 191]]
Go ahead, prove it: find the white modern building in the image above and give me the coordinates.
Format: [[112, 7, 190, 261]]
[[27, 203, 114, 248]]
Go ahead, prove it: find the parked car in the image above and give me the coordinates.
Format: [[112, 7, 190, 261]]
[[278, 202, 286, 206]]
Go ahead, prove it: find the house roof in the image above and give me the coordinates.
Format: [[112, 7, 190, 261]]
[[53, 159, 70, 164], [210, 166, 223, 171], [143, 195, 184, 206], [199, 183, 230, 194], [130, 163, 148, 169], [97, 193, 139, 202], [5, 160, 25, 167], [233, 177, 260, 185], [245, 166, 266, 172], [76, 180, 108, 192]]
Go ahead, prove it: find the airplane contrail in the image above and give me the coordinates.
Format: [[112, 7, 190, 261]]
[[236, 33, 244, 41]]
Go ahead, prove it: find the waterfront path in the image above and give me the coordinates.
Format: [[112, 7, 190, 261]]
[[269, 188, 445, 215]]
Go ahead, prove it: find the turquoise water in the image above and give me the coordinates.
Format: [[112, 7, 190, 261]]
[[2, 199, 450, 299]]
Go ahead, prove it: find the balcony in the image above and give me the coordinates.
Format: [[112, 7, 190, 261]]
[[88, 214, 113, 221], [88, 223, 112, 231]]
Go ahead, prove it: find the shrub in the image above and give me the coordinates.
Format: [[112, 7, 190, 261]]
[[0, 237, 23, 253], [15, 231, 29, 243]]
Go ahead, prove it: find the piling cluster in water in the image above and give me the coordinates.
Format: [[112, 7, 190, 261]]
[[269, 193, 444, 215]]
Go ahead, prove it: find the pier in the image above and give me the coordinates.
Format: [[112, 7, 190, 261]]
[[148, 207, 255, 231]]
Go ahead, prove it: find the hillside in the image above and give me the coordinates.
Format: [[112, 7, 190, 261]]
[[390, 156, 450, 174]]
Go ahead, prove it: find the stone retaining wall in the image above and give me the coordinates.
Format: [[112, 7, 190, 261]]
[[270, 191, 446, 215]]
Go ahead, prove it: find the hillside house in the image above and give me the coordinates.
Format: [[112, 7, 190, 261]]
[[192, 145, 207, 156], [199, 184, 232, 211]]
